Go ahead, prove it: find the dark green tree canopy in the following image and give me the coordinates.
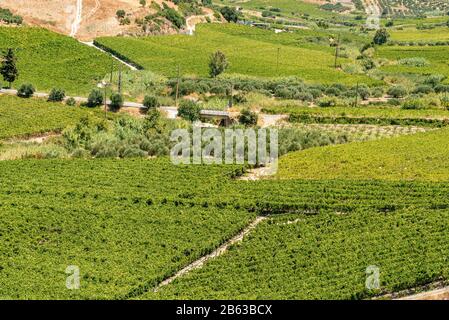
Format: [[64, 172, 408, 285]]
[[1, 48, 18, 87], [373, 28, 390, 45], [209, 51, 229, 78]]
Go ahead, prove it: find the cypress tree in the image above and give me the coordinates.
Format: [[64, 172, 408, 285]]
[[1, 48, 18, 88]]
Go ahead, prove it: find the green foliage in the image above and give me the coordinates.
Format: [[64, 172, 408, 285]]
[[277, 127, 449, 181], [0, 95, 106, 139], [95, 24, 376, 85], [109, 93, 124, 111], [66, 97, 77, 107], [373, 28, 390, 45], [87, 89, 104, 107], [239, 109, 258, 126], [178, 100, 201, 122], [387, 85, 407, 98], [162, 5, 185, 29], [116, 10, 126, 19], [143, 95, 160, 110], [402, 99, 426, 110], [48, 88, 66, 102], [0, 27, 113, 95], [153, 206, 449, 299], [0, 48, 18, 87], [209, 51, 228, 78], [0, 158, 252, 299], [0, 8, 22, 24], [220, 6, 241, 22], [17, 83, 35, 98]]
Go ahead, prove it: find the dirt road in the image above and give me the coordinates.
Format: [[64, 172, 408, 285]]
[[70, 0, 83, 37]]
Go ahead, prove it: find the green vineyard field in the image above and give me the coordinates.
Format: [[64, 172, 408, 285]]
[[0, 27, 113, 95], [0, 95, 107, 139], [95, 24, 374, 85]]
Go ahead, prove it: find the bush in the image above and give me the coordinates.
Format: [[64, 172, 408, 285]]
[[387, 85, 407, 98], [116, 10, 126, 19], [371, 87, 384, 98], [398, 57, 429, 67], [110, 93, 124, 111], [48, 88, 65, 102], [17, 83, 35, 98], [318, 97, 338, 107], [373, 28, 389, 45], [178, 100, 201, 122], [441, 96, 449, 110], [239, 108, 258, 126], [413, 85, 434, 95], [162, 6, 185, 28], [424, 74, 446, 87], [87, 89, 104, 107], [66, 97, 77, 106], [143, 95, 160, 110], [435, 84, 449, 93], [220, 6, 241, 23], [402, 99, 426, 110]]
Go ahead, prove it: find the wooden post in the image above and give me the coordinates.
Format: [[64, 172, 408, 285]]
[[334, 34, 340, 69]]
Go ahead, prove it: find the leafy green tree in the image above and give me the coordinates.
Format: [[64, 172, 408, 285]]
[[178, 100, 201, 122], [87, 89, 104, 107], [239, 108, 258, 126], [17, 83, 35, 98], [143, 95, 160, 111], [220, 6, 241, 23], [209, 51, 229, 78], [110, 93, 124, 111], [1, 48, 18, 88], [116, 10, 126, 19], [387, 85, 407, 98], [373, 28, 389, 45], [48, 88, 66, 102]]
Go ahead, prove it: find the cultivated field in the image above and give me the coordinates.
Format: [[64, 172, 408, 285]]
[[2, 0, 449, 302], [95, 24, 374, 85], [0, 27, 113, 95]]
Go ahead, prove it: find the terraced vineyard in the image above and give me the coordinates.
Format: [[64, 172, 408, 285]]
[[277, 127, 449, 181], [152, 206, 449, 299], [263, 105, 449, 127], [0, 95, 107, 139], [95, 24, 374, 85], [377, 46, 449, 80], [0, 159, 252, 299], [0, 27, 113, 95]]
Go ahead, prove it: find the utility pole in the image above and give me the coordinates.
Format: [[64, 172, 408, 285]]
[[98, 81, 110, 120], [228, 82, 234, 109], [175, 64, 180, 108], [334, 34, 340, 69], [354, 82, 359, 108], [118, 64, 122, 95], [110, 57, 114, 83]]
